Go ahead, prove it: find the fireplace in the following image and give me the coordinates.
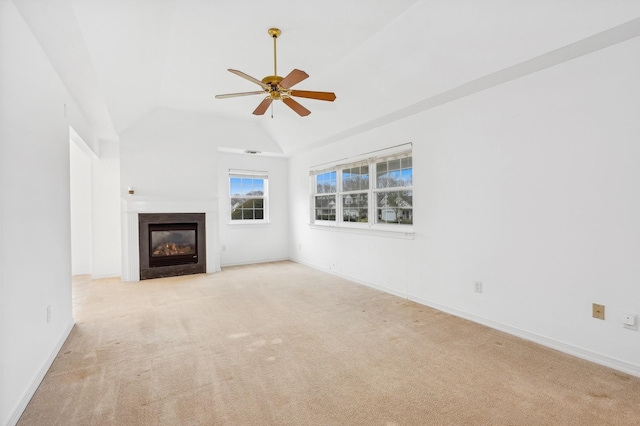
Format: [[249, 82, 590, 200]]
[[139, 213, 206, 280]]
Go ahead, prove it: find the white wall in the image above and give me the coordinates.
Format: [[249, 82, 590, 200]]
[[69, 140, 92, 275], [119, 107, 282, 277], [69, 137, 122, 279], [91, 150, 121, 279], [120, 107, 281, 199], [218, 152, 289, 266], [120, 108, 219, 199], [0, 3, 78, 424], [289, 36, 640, 376]]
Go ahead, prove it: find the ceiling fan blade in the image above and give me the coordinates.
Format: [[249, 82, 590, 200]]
[[290, 90, 336, 102], [279, 69, 309, 89], [283, 97, 311, 117], [253, 98, 273, 115], [215, 91, 265, 99], [228, 69, 270, 90]]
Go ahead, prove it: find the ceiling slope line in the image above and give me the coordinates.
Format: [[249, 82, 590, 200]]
[[292, 17, 640, 156]]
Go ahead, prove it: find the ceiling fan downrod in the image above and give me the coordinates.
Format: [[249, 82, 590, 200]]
[[268, 28, 281, 77]]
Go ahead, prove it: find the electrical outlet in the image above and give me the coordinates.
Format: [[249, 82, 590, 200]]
[[592, 303, 605, 320], [474, 281, 483, 293], [47, 305, 52, 324], [622, 312, 638, 331]]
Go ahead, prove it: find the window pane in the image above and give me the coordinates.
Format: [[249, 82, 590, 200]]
[[315, 195, 336, 221], [401, 168, 413, 186], [376, 170, 389, 188], [254, 179, 264, 194], [230, 178, 239, 194], [231, 177, 265, 196], [342, 193, 368, 223], [230, 196, 244, 207], [316, 171, 337, 194], [376, 190, 413, 224], [376, 157, 412, 189], [254, 209, 264, 220], [343, 166, 369, 191], [389, 170, 401, 184]]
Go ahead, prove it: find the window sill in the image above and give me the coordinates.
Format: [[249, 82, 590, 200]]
[[227, 220, 270, 227], [309, 222, 414, 239]]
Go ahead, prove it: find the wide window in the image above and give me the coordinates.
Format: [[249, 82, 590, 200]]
[[310, 146, 412, 228], [229, 170, 268, 222]]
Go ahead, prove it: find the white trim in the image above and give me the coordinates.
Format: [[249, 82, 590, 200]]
[[220, 257, 289, 268], [227, 220, 270, 226], [90, 271, 121, 280], [309, 223, 414, 239], [7, 320, 75, 426], [229, 169, 269, 178]]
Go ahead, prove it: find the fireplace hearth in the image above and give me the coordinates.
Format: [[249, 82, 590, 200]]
[[139, 213, 206, 280]]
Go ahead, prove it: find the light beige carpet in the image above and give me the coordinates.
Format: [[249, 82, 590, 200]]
[[19, 261, 640, 425]]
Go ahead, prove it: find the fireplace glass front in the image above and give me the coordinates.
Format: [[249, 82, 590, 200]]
[[148, 223, 198, 267], [138, 213, 206, 280]]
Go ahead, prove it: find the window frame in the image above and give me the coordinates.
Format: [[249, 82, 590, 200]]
[[310, 147, 412, 232], [312, 170, 337, 222], [229, 170, 269, 224], [372, 156, 413, 226]]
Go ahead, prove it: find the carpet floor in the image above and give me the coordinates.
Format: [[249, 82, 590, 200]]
[[19, 261, 640, 425]]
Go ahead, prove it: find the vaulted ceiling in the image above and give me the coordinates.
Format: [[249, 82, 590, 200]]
[[14, 0, 640, 155]]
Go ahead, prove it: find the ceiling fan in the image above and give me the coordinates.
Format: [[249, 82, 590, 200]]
[[215, 28, 336, 117]]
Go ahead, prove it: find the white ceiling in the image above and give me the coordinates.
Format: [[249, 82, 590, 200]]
[[14, 0, 640, 155]]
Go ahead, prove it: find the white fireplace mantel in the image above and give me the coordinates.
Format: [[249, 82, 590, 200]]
[[121, 195, 220, 281]]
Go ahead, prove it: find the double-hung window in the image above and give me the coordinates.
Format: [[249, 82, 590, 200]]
[[313, 171, 337, 221], [341, 165, 369, 223], [229, 170, 268, 222], [310, 146, 412, 228], [374, 157, 412, 224]]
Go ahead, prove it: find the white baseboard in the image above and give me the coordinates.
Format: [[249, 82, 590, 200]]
[[90, 272, 121, 280], [6, 320, 75, 426], [220, 257, 289, 268], [408, 295, 640, 379], [292, 257, 640, 379]]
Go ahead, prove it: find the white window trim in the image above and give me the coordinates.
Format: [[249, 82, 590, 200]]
[[309, 144, 413, 235], [229, 169, 269, 225]]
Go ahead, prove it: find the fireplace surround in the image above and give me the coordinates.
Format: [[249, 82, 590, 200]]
[[121, 195, 219, 282], [138, 213, 206, 280]]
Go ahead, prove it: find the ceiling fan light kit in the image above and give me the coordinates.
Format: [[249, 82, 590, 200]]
[[215, 28, 336, 117]]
